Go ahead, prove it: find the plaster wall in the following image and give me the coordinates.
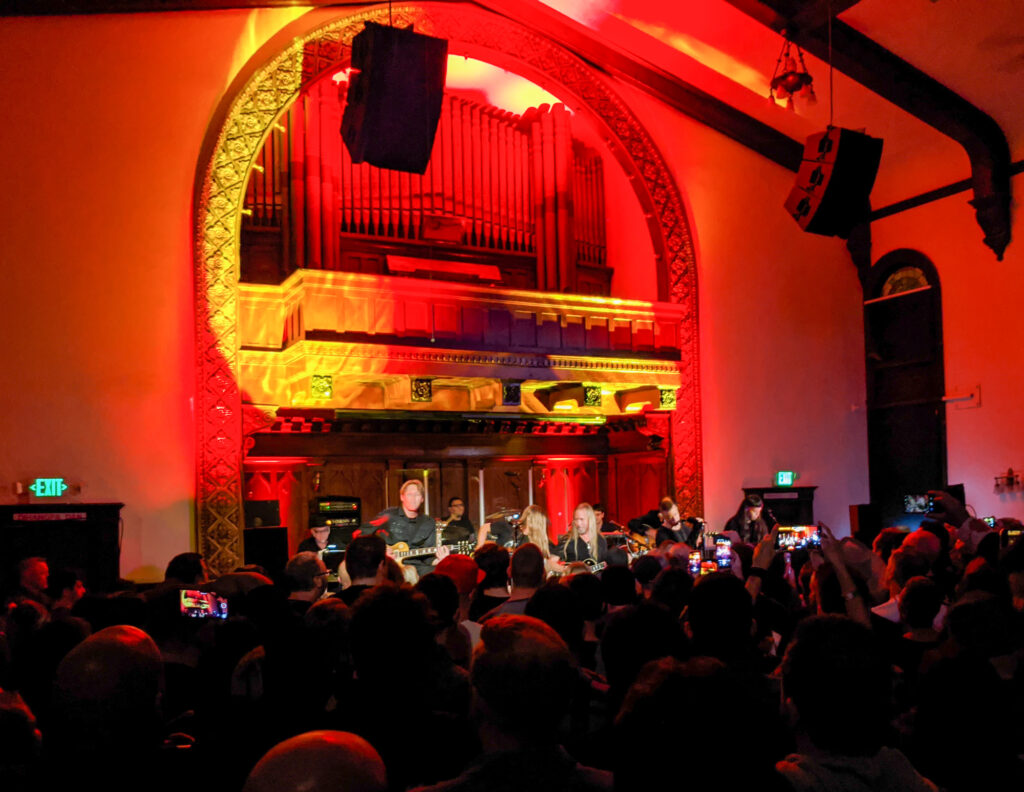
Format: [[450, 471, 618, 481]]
[[0, 10, 302, 581]]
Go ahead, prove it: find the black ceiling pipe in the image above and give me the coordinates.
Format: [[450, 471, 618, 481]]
[[725, 0, 1012, 259]]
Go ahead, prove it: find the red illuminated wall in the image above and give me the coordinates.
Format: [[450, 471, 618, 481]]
[[0, 10, 302, 580]]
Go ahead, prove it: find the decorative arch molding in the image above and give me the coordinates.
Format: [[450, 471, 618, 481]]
[[193, 2, 702, 572]]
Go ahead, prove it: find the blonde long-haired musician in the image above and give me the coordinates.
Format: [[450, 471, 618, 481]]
[[559, 502, 608, 565], [520, 504, 552, 558]]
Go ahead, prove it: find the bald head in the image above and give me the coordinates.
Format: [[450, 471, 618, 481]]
[[51, 625, 164, 759], [903, 529, 941, 565], [472, 614, 575, 740], [56, 625, 162, 706], [244, 731, 386, 792]]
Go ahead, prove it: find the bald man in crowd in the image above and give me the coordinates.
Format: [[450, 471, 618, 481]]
[[244, 731, 386, 792]]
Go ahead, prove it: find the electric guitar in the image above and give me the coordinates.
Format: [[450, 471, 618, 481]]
[[387, 539, 475, 566], [554, 558, 608, 577]]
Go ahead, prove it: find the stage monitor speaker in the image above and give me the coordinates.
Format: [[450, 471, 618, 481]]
[[784, 127, 883, 239], [341, 22, 448, 174], [243, 526, 289, 581]]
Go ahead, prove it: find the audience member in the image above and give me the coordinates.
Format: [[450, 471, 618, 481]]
[[413, 614, 611, 792], [245, 730, 386, 792], [778, 616, 936, 792], [283, 552, 329, 616], [337, 535, 387, 606], [480, 544, 544, 620], [467, 543, 510, 622]]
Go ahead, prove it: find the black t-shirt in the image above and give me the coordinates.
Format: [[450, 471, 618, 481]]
[[558, 532, 608, 564], [442, 516, 476, 544]]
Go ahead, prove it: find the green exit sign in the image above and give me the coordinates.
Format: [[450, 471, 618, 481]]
[[775, 470, 796, 487], [29, 477, 68, 497]]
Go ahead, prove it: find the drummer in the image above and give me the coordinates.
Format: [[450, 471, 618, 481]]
[[593, 503, 624, 535]]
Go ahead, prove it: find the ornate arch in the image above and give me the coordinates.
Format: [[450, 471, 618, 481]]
[[194, 3, 701, 572]]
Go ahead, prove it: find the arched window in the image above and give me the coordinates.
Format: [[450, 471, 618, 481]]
[[862, 249, 946, 528]]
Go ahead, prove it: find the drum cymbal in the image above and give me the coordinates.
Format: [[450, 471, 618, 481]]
[[485, 508, 521, 521]]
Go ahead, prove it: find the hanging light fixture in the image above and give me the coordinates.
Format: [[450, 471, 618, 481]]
[[769, 35, 816, 111]]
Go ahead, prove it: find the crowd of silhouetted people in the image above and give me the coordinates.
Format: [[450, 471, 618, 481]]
[[2, 489, 1024, 792]]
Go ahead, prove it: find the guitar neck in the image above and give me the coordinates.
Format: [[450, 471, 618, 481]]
[[390, 541, 472, 561], [390, 546, 437, 561]]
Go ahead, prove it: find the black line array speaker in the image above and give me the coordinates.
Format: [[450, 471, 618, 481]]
[[341, 21, 448, 174], [784, 127, 883, 239]]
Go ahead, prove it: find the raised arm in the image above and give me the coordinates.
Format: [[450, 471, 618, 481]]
[[819, 522, 871, 628]]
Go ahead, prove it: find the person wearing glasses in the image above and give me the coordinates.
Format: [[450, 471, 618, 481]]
[[440, 496, 475, 543], [283, 551, 330, 615]]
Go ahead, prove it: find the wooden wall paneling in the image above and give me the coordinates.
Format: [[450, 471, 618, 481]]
[[610, 452, 668, 525], [612, 457, 639, 526], [639, 455, 668, 515], [599, 457, 616, 521], [467, 460, 484, 527], [404, 298, 431, 336], [537, 312, 561, 348], [319, 461, 387, 524], [462, 307, 485, 344], [563, 315, 585, 350], [440, 461, 467, 522], [277, 467, 306, 554], [419, 462, 442, 519], [434, 303, 459, 339], [610, 318, 632, 350], [511, 310, 537, 347], [485, 308, 511, 347], [633, 320, 655, 351], [585, 317, 609, 352], [482, 460, 532, 520]]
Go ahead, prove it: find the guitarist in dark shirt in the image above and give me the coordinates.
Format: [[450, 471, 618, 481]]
[[558, 503, 608, 566], [368, 479, 449, 581]]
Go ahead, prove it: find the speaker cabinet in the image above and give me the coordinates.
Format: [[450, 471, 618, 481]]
[[784, 127, 883, 239], [341, 22, 448, 174], [243, 526, 289, 581]]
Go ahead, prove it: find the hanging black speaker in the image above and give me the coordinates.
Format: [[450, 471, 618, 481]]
[[341, 22, 448, 174], [784, 127, 883, 239]]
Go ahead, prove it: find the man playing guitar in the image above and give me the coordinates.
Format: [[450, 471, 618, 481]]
[[368, 479, 449, 582], [558, 502, 608, 568]]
